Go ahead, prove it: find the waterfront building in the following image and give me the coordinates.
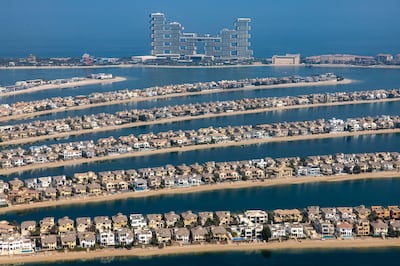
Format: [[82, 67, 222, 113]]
[[269, 224, 286, 239], [97, 230, 115, 246], [0, 193, 8, 207], [0, 236, 34, 255], [134, 228, 153, 244], [150, 13, 253, 60], [388, 206, 400, 219], [243, 210, 268, 224], [198, 212, 214, 226], [181, 210, 198, 227], [376, 53, 393, 63], [191, 226, 208, 242], [94, 216, 112, 232], [41, 235, 57, 250], [273, 209, 303, 223], [285, 222, 305, 238], [129, 214, 147, 229], [173, 228, 190, 244], [355, 220, 370, 236], [60, 232, 77, 249], [115, 228, 134, 246], [20, 221, 36, 237], [77, 232, 96, 248], [370, 220, 389, 236], [58, 216, 75, 233], [76, 217, 91, 233], [272, 54, 300, 65], [335, 222, 353, 239]]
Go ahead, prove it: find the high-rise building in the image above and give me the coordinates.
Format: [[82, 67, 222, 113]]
[[150, 13, 253, 60]]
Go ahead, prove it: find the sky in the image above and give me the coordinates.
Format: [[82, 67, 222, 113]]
[[0, 0, 399, 57]]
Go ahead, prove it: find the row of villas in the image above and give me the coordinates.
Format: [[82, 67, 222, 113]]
[[1, 114, 400, 170], [0, 73, 338, 118], [304, 53, 400, 65], [0, 74, 113, 95], [1, 151, 400, 206], [1, 88, 399, 143], [1, 205, 400, 256]]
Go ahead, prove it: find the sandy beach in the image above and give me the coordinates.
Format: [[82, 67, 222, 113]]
[[0, 76, 126, 97], [0, 127, 399, 176], [0, 78, 352, 123], [0, 170, 399, 214], [1, 94, 399, 147], [0, 238, 399, 265]]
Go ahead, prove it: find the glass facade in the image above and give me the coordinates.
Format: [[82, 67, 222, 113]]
[[150, 13, 253, 59]]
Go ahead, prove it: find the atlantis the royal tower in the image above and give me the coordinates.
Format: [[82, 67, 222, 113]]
[[150, 13, 253, 60]]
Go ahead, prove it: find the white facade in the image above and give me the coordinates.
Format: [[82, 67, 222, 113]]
[[134, 228, 153, 244], [335, 222, 353, 238], [129, 214, 148, 229], [244, 210, 268, 224], [0, 237, 34, 256], [286, 223, 305, 238], [78, 233, 96, 248], [115, 228, 134, 246], [97, 231, 115, 246], [269, 224, 286, 239]]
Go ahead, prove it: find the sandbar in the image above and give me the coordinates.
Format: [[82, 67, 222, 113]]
[[0, 238, 399, 265], [0, 78, 352, 123], [0, 170, 399, 214], [0, 127, 399, 176]]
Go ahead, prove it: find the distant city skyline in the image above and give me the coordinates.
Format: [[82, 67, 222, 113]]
[[0, 0, 399, 57]]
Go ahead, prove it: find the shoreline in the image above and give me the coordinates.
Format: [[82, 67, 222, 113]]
[[0, 78, 352, 123], [0, 171, 399, 214], [0, 76, 126, 97], [1, 127, 400, 176], [1, 62, 400, 70], [2, 94, 400, 147], [1, 238, 400, 264]]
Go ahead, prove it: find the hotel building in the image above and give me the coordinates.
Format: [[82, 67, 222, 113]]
[[150, 13, 253, 60]]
